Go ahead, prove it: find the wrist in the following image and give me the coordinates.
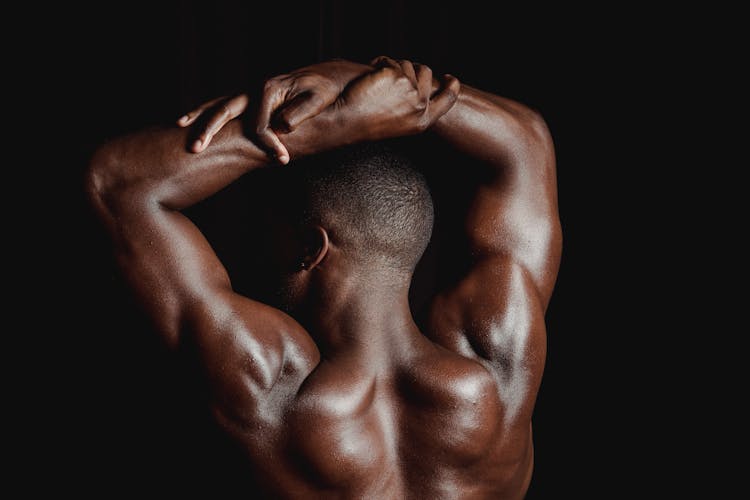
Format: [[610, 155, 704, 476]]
[[431, 82, 464, 133], [280, 104, 356, 161]]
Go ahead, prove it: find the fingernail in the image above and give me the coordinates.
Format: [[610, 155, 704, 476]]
[[193, 139, 202, 151], [279, 155, 289, 164], [178, 115, 189, 124]]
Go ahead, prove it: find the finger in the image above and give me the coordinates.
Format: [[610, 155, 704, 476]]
[[274, 138, 290, 165], [414, 63, 434, 101], [368, 57, 405, 89], [177, 96, 226, 127], [398, 59, 418, 87], [255, 80, 290, 163], [426, 75, 461, 122], [370, 55, 400, 70], [273, 90, 331, 133], [192, 94, 249, 152], [369, 55, 388, 67]]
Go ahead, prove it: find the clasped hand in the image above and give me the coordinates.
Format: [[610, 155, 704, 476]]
[[177, 57, 460, 163]]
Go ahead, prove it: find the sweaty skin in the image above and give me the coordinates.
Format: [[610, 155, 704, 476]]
[[87, 58, 561, 499]]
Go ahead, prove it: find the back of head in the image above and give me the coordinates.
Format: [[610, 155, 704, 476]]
[[289, 142, 434, 274]]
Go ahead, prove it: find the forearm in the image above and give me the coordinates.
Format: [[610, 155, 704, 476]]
[[281, 81, 553, 168], [280, 107, 357, 160], [432, 84, 553, 174], [87, 120, 269, 212]]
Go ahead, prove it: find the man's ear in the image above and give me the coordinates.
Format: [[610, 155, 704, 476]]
[[300, 225, 329, 271]]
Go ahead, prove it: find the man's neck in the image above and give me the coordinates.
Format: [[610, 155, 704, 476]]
[[302, 271, 425, 370]]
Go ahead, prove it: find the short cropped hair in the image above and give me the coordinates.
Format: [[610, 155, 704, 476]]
[[289, 142, 434, 272]]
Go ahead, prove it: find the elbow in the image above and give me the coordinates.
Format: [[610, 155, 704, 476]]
[[521, 107, 554, 156], [86, 139, 122, 191], [85, 142, 117, 211], [85, 139, 136, 217]]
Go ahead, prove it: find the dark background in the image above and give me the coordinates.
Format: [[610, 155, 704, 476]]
[[41, 0, 723, 497]]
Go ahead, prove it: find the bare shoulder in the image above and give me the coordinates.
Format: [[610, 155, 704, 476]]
[[291, 360, 377, 417], [400, 346, 499, 404], [188, 293, 320, 431], [397, 346, 502, 461]]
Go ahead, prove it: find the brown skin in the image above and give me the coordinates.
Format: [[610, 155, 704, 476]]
[[87, 58, 561, 499]]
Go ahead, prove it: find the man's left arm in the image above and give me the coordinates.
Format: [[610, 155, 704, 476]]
[[86, 121, 284, 347]]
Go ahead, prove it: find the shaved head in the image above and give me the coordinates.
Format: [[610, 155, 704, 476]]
[[289, 142, 434, 273]]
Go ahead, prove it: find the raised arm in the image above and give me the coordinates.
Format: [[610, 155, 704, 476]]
[[422, 75, 562, 423], [87, 120, 283, 341], [86, 119, 328, 421]]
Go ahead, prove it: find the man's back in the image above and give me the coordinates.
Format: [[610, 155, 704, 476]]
[[215, 325, 535, 499]]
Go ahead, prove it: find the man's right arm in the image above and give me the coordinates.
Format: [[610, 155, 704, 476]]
[[423, 82, 561, 423]]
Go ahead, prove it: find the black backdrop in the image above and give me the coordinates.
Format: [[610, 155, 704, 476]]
[[49, 1, 708, 497]]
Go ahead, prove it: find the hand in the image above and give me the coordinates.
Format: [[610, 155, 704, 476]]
[[177, 94, 249, 152], [177, 60, 370, 160], [271, 57, 460, 160], [329, 56, 460, 143]]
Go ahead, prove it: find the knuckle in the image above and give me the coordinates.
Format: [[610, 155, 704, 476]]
[[263, 79, 277, 92], [278, 111, 294, 131], [417, 113, 431, 131], [412, 94, 428, 113], [396, 74, 412, 87], [381, 66, 398, 76]]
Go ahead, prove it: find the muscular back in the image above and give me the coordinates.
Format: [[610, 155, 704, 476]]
[[202, 323, 527, 499]]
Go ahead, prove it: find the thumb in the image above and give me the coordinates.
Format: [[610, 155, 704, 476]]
[[427, 75, 461, 123], [273, 90, 334, 133]]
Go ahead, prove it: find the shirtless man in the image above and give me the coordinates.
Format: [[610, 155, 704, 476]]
[[86, 57, 561, 498]]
